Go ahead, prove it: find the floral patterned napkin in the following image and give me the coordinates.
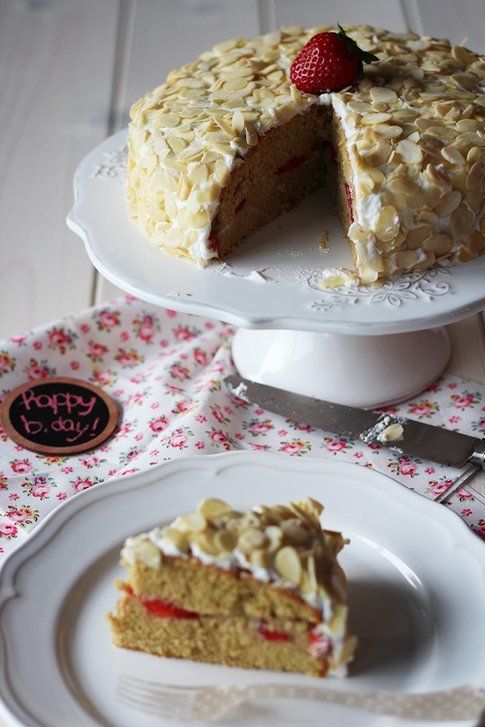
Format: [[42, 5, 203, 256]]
[[0, 295, 484, 560]]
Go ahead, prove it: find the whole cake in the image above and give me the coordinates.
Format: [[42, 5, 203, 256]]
[[109, 497, 357, 676], [127, 25, 485, 285]]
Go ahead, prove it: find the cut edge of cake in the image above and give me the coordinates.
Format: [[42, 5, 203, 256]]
[[109, 497, 358, 677]]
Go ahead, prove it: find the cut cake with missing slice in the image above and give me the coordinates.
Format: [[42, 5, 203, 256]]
[[109, 497, 357, 677], [127, 25, 485, 284]]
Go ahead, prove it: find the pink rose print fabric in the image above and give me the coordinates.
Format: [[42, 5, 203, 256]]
[[0, 295, 484, 561]]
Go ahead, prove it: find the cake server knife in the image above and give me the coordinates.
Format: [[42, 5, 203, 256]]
[[224, 375, 485, 469]]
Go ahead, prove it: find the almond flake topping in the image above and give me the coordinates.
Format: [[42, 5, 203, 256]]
[[128, 25, 484, 280], [123, 496, 348, 608]]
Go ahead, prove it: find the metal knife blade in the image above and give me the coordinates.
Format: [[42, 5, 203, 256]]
[[224, 375, 485, 469]]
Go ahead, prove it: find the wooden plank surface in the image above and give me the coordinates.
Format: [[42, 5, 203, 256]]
[[406, 0, 485, 50], [272, 0, 408, 30], [0, 0, 120, 338]]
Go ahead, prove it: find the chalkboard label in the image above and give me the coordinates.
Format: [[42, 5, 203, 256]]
[[0, 377, 119, 455]]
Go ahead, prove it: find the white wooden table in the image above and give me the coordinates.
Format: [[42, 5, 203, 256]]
[[0, 1, 484, 434]]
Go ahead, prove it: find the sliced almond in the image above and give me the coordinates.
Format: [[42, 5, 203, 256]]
[[467, 186, 482, 212], [373, 124, 402, 139], [195, 530, 220, 556], [197, 181, 221, 203], [367, 167, 386, 185], [306, 554, 318, 591], [374, 205, 399, 242], [269, 505, 294, 521], [379, 423, 404, 442], [135, 539, 161, 568], [441, 146, 465, 165], [361, 112, 392, 125], [187, 164, 208, 185], [250, 548, 270, 569], [361, 140, 392, 166], [366, 254, 385, 273], [414, 250, 436, 270], [451, 203, 475, 241], [265, 525, 284, 552], [176, 174, 191, 201], [395, 250, 419, 269], [456, 118, 481, 132], [237, 528, 267, 555], [451, 45, 475, 65], [418, 209, 439, 226], [396, 139, 423, 165], [328, 604, 348, 633], [407, 131, 420, 144], [213, 529, 237, 553], [198, 497, 232, 519], [466, 161, 484, 190], [370, 87, 398, 104], [162, 527, 190, 552], [415, 118, 435, 131], [245, 125, 258, 147], [231, 109, 245, 134], [188, 209, 210, 228], [281, 520, 311, 546], [214, 161, 231, 186], [347, 100, 373, 114], [468, 231, 485, 254], [213, 38, 239, 55], [359, 266, 379, 285], [177, 512, 207, 533], [288, 501, 318, 528], [388, 176, 418, 197], [467, 147, 484, 165], [167, 136, 187, 154], [300, 571, 315, 595], [424, 163, 451, 194], [392, 108, 417, 122], [275, 545, 302, 585], [424, 126, 457, 142], [297, 497, 324, 521], [435, 190, 462, 217]]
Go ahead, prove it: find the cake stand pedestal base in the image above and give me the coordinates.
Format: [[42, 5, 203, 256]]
[[232, 327, 451, 409]]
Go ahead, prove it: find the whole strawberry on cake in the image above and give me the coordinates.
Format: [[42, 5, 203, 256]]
[[109, 497, 357, 676], [127, 25, 485, 284]]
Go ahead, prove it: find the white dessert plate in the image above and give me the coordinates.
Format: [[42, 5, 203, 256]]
[[0, 452, 484, 727], [67, 130, 485, 335]]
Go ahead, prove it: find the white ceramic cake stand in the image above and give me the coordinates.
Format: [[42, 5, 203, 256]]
[[67, 131, 485, 408]]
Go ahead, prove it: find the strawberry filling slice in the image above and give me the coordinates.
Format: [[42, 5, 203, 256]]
[[208, 233, 218, 251], [124, 584, 199, 620], [309, 628, 332, 657], [142, 599, 199, 619], [344, 182, 354, 223], [276, 155, 308, 175], [258, 619, 292, 643], [235, 198, 246, 214]]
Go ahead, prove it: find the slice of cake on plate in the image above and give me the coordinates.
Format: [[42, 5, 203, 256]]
[[127, 25, 484, 283], [109, 497, 357, 676]]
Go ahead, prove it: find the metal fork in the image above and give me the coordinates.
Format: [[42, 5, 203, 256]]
[[117, 677, 485, 722]]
